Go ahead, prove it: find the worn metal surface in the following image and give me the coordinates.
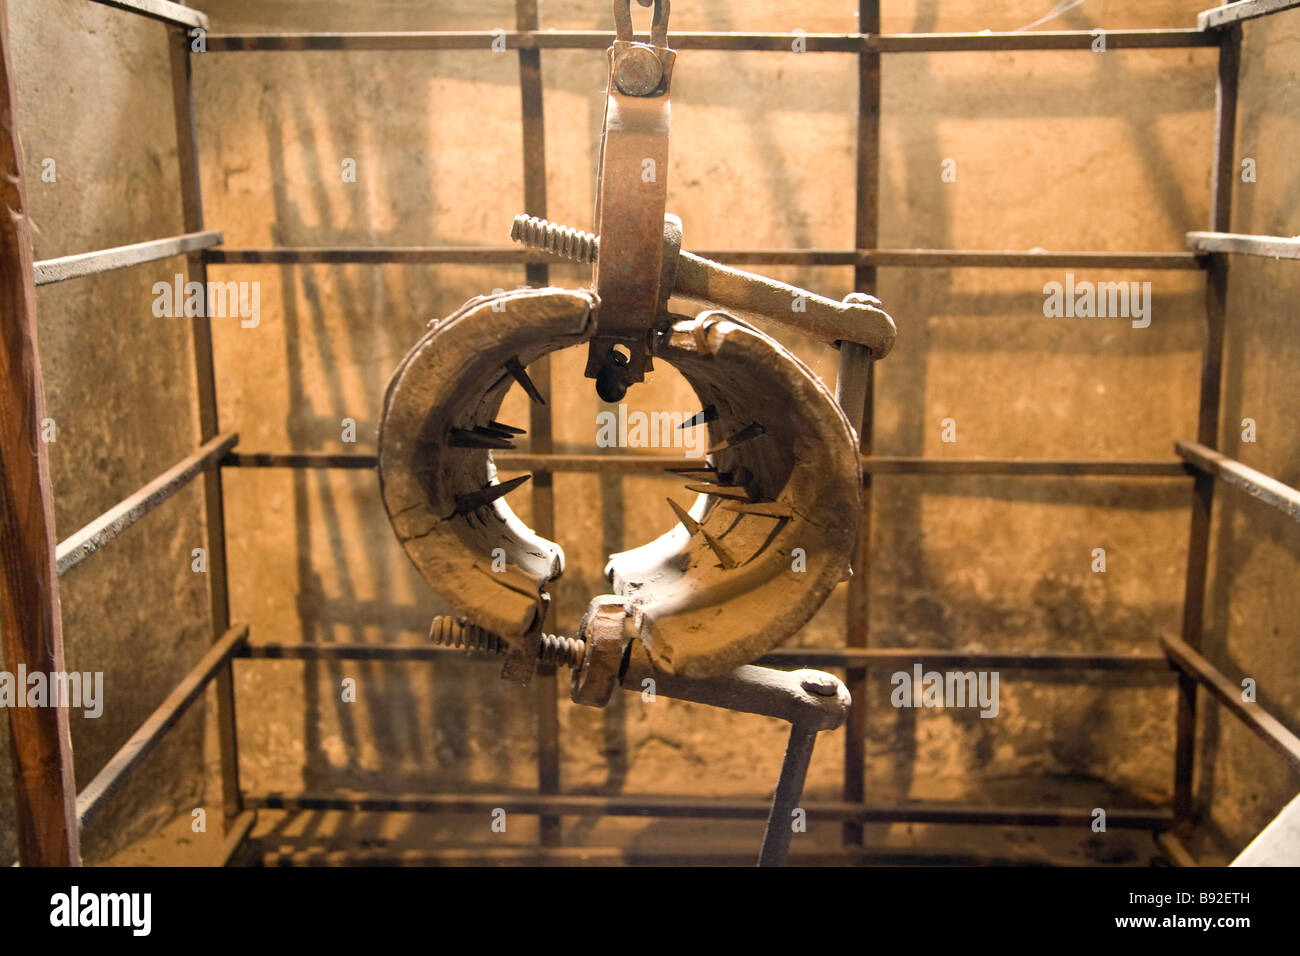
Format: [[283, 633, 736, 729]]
[[586, 0, 676, 397]]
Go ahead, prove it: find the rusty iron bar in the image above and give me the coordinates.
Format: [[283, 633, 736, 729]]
[[1161, 633, 1300, 773], [1176, 439, 1300, 521], [206, 245, 1205, 269], [56, 432, 238, 576], [169, 25, 244, 827], [841, 0, 881, 850], [1173, 23, 1241, 836], [77, 625, 251, 829], [1198, 0, 1300, 30], [220, 449, 1190, 476], [202, 29, 1215, 53], [239, 640, 1172, 673], [86, 0, 209, 30], [243, 790, 1172, 829], [1185, 230, 1300, 259], [34, 229, 223, 286]]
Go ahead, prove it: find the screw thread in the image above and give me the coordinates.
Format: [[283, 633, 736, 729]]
[[510, 214, 599, 264], [429, 615, 585, 669]]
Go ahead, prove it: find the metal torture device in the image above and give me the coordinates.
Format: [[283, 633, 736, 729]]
[[378, 0, 896, 865]]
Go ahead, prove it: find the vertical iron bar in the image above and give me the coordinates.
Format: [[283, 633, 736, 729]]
[[0, 0, 81, 866], [169, 28, 242, 825], [758, 726, 819, 866], [842, 0, 881, 848], [515, 0, 561, 847], [1173, 24, 1240, 833]]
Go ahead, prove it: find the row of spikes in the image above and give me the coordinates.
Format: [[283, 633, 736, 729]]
[[448, 355, 544, 522]]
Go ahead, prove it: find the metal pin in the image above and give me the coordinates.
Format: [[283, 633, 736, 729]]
[[685, 482, 752, 500], [678, 404, 719, 429], [473, 424, 523, 442], [721, 501, 794, 518], [666, 497, 700, 535], [709, 422, 765, 454], [454, 474, 532, 516], [450, 428, 516, 450], [505, 356, 546, 405], [699, 528, 739, 569]]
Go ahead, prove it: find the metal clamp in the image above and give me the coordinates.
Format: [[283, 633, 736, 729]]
[[587, 0, 677, 401]]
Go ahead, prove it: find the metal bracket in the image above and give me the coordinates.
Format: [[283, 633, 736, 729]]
[[587, 0, 676, 401]]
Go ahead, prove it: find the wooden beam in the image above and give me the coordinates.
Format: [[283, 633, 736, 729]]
[[76, 625, 249, 828], [0, 0, 81, 867], [34, 229, 222, 285], [1176, 440, 1300, 522], [86, 0, 208, 31], [1186, 230, 1300, 259], [1162, 634, 1300, 773], [1199, 0, 1300, 30], [55, 432, 238, 576]]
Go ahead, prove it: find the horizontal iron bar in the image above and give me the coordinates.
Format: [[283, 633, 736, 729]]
[[203, 29, 1213, 53], [57, 432, 239, 576], [864, 457, 1190, 477], [222, 451, 1190, 478], [243, 641, 1172, 673], [1199, 0, 1300, 30], [223, 451, 375, 470], [1160, 633, 1300, 773], [77, 625, 250, 829], [206, 245, 1204, 269], [763, 648, 1174, 671], [34, 229, 222, 286], [259, 845, 1046, 866], [86, 0, 208, 30], [1185, 230, 1300, 259], [1176, 440, 1300, 522], [245, 790, 1171, 828]]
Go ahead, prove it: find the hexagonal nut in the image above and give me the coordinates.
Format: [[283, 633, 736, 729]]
[[570, 596, 633, 708]]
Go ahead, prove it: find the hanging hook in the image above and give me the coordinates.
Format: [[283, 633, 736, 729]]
[[614, 0, 670, 47]]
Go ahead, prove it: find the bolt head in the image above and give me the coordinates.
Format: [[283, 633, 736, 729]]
[[615, 46, 664, 96]]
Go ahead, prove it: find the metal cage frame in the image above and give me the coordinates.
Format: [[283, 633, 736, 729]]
[[3, 0, 1300, 866]]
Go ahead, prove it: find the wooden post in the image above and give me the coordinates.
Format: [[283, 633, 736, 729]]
[[0, 0, 81, 866]]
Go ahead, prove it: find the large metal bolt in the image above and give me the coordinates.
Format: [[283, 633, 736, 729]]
[[614, 46, 664, 95]]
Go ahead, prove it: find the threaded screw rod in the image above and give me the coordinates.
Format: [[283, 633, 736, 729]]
[[428, 615, 585, 669], [510, 214, 599, 264]]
